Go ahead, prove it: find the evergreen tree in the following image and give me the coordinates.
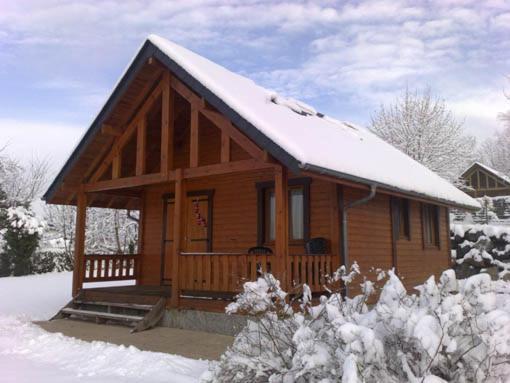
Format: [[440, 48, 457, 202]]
[[2, 206, 44, 276], [0, 187, 10, 276]]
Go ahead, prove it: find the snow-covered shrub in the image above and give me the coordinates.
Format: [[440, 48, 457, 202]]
[[1, 206, 45, 276], [203, 267, 510, 383], [451, 224, 510, 279]]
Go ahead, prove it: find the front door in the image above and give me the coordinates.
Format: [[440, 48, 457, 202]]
[[184, 192, 213, 253], [160, 191, 213, 285]]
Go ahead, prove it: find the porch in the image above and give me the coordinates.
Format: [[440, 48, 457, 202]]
[[79, 250, 337, 310]]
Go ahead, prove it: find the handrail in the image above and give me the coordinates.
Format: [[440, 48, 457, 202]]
[[83, 253, 139, 283]]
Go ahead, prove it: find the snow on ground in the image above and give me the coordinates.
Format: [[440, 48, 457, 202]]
[[0, 272, 209, 382]]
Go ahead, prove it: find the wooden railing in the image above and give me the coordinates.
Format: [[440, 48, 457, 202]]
[[289, 254, 334, 292], [83, 254, 139, 283], [178, 252, 334, 293], [179, 252, 272, 293]]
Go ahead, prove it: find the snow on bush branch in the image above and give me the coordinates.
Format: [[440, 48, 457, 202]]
[[203, 265, 510, 383], [6, 206, 45, 235]]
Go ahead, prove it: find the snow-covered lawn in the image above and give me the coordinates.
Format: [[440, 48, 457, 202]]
[[0, 272, 209, 382]]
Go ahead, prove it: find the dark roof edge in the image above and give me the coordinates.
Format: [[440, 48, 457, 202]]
[[43, 40, 300, 202], [43, 40, 157, 201], [302, 163, 480, 211]]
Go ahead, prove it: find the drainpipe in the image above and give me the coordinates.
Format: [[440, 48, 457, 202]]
[[341, 184, 377, 296]]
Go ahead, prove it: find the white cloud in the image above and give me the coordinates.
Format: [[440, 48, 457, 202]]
[[0, 118, 83, 174]]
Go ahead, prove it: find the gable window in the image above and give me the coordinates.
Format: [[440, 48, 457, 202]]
[[257, 178, 310, 245], [391, 197, 410, 240], [422, 203, 440, 248]]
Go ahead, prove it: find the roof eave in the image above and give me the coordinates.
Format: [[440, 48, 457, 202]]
[[302, 163, 480, 211]]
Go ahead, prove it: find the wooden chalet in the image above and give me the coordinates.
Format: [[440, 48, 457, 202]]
[[43, 35, 479, 324], [460, 162, 510, 198]]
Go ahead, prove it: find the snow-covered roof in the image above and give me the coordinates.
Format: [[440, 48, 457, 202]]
[[147, 35, 478, 210], [44, 35, 479, 211], [462, 162, 510, 185]]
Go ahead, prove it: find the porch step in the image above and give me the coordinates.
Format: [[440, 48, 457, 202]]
[[61, 308, 144, 322], [52, 294, 167, 333], [74, 300, 153, 311]]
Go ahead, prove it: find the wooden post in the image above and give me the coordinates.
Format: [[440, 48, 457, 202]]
[[330, 183, 341, 272], [190, 108, 199, 168], [72, 192, 87, 296], [274, 166, 289, 289], [171, 168, 185, 307], [136, 118, 147, 176], [220, 131, 230, 163], [161, 75, 174, 176]]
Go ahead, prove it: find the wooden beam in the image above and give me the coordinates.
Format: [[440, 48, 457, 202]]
[[84, 172, 172, 193], [171, 168, 185, 308], [200, 108, 265, 162], [169, 75, 265, 163], [90, 81, 165, 183], [190, 108, 199, 168], [330, 183, 341, 271], [136, 118, 147, 176], [101, 124, 122, 137], [183, 159, 275, 179], [170, 76, 204, 110], [72, 192, 87, 297], [274, 166, 289, 290], [220, 131, 230, 163], [160, 73, 174, 176], [112, 152, 121, 179]]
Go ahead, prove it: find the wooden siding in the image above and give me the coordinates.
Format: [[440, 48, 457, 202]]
[[139, 168, 340, 286], [395, 202, 449, 290]]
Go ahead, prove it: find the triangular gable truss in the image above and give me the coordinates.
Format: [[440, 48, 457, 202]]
[[461, 163, 510, 190], [82, 65, 275, 195]]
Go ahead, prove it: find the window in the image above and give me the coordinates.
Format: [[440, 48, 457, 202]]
[[256, 178, 310, 244], [391, 197, 410, 240], [422, 203, 440, 248], [289, 188, 305, 240]]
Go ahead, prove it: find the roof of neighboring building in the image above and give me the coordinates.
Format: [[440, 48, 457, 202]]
[[43, 35, 480, 210], [461, 162, 510, 185]]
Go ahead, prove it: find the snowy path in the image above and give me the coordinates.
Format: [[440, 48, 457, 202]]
[[0, 272, 209, 382]]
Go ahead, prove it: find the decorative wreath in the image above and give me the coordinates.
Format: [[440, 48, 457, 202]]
[[193, 199, 207, 228]]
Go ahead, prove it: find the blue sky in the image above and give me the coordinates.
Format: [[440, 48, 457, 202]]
[[0, 0, 509, 174]]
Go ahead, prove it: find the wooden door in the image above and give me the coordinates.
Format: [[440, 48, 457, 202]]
[[161, 196, 174, 285], [184, 192, 213, 253]]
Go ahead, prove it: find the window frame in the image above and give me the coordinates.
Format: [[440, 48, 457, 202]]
[[421, 203, 440, 249], [256, 177, 311, 246], [391, 197, 411, 241]]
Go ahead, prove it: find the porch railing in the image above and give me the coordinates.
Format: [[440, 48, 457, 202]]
[[83, 253, 139, 283], [178, 252, 333, 293]]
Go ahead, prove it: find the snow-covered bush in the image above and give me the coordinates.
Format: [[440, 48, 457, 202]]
[[203, 267, 510, 383], [451, 224, 510, 279], [1, 206, 45, 276]]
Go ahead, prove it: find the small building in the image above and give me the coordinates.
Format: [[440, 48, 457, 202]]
[[43, 35, 478, 324], [460, 162, 510, 198]]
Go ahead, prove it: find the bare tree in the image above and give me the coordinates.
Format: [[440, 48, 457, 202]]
[[478, 126, 510, 176], [498, 76, 510, 129], [369, 88, 476, 183], [478, 79, 510, 175], [0, 149, 50, 205]]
